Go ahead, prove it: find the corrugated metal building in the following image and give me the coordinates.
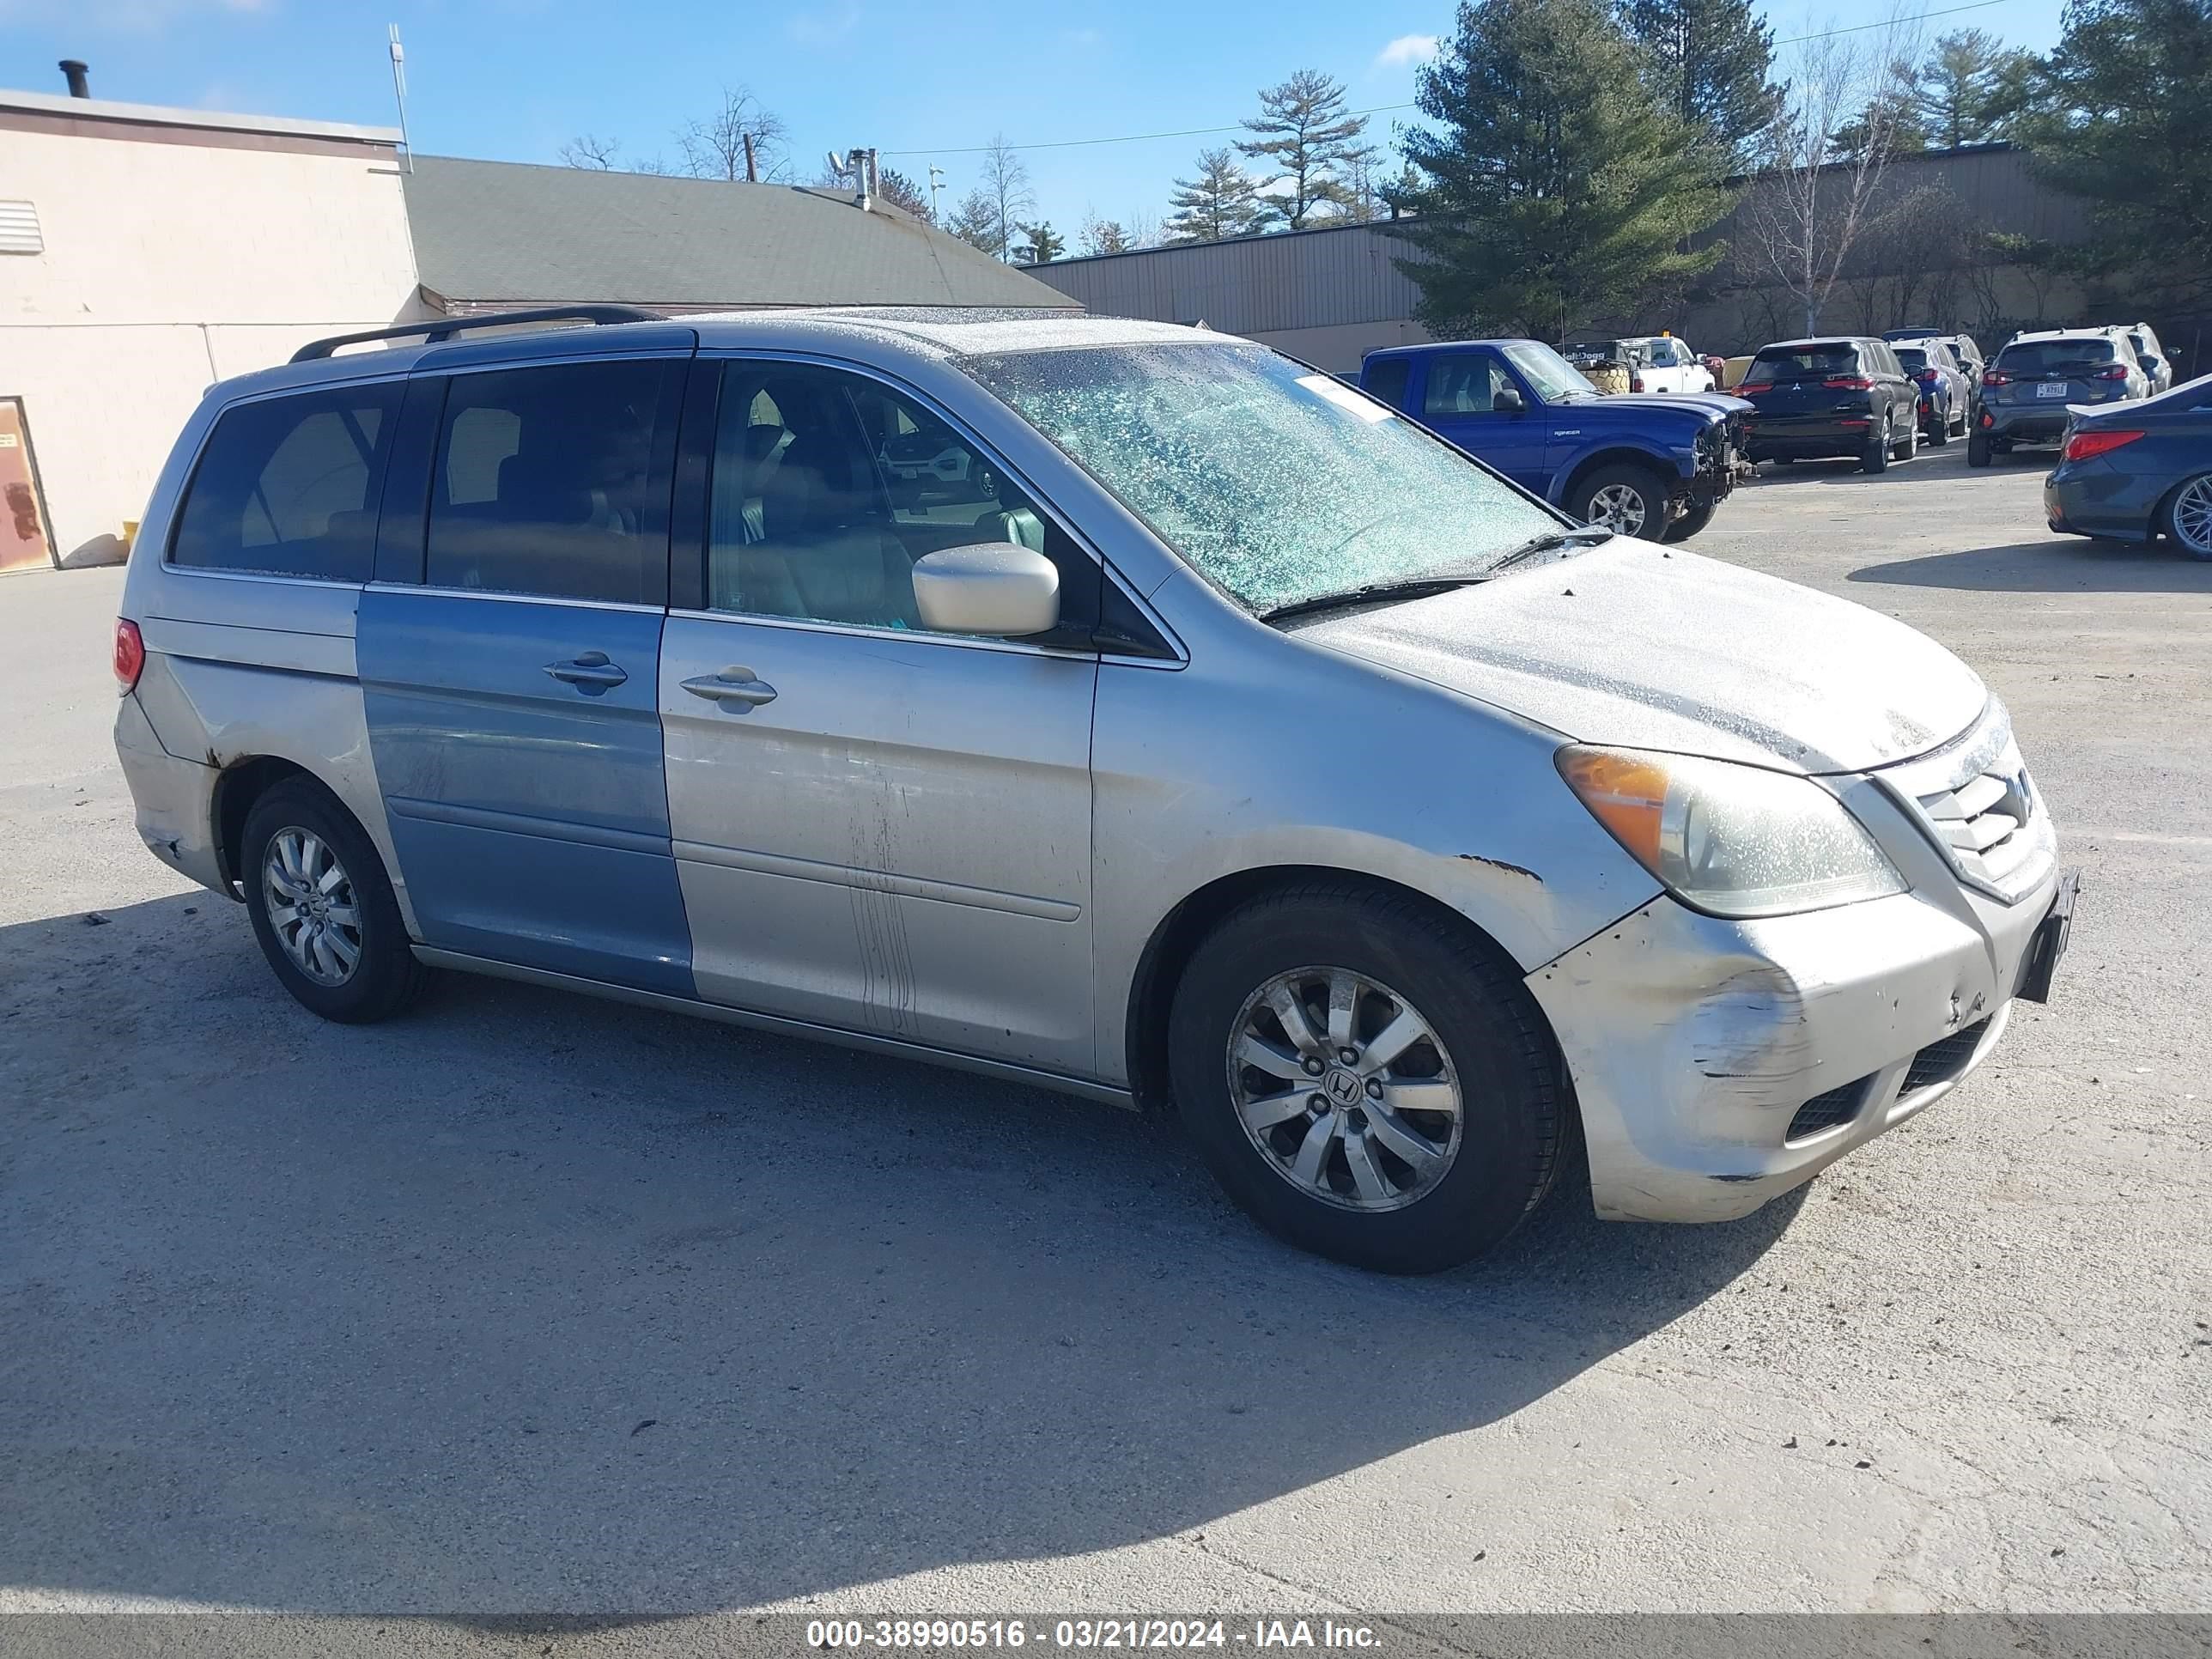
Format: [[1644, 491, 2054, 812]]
[[1030, 144, 2100, 372]]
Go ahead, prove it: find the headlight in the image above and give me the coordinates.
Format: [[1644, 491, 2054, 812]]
[[1557, 746, 1906, 918]]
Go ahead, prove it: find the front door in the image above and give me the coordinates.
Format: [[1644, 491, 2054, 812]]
[[1417, 350, 1549, 491], [656, 358, 1100, 1075], [357, 355, 695, 994]]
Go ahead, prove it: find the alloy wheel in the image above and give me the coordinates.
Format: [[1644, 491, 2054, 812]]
[[2172, 476, 2212, 557], [1226, 967, 1463, 1212], [1586, 483, 1648, 536], [262, 827, 362, 986]]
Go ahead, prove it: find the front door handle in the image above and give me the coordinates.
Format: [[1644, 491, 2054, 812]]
[[683, 669, 778, 708], [545, 650, 628, 692]]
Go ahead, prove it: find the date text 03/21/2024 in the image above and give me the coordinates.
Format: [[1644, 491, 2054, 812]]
[[805, 1620, 1382, 1650]]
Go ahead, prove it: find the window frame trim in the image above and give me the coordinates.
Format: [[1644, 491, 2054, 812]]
[[162, 372, 410, 586], [682, 348, 1186, 666]]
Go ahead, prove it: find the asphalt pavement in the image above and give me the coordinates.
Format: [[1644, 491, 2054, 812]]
[[2, 444, 2207, 1640]]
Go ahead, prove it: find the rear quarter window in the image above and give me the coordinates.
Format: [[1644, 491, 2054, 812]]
[[169, 382, 401, 580]]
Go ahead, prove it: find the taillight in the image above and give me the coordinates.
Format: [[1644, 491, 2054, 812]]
[[1735, 381, 1773, 394], [2063, 428, 2145, 462], [1823, 376, 1875, 390], [2095, 365, 2129, 380], [1915, 369, 1940, 383], [113, 618, 145, 693], [1983, 369, 2013, 386]]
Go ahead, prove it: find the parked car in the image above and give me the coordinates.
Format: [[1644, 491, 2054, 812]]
[[2120, 323, 2174, 393], [1560, 337, 1716, 394], [2045, 370, 2212, 558], [113, 307, 2073, 1274], [1359, 338, 1746, 540], [1735, 337, 1923, 471], [1972, 330, 2150, 465], [1893, 339, 1972, 445], [1884, 327, 1984, 408]]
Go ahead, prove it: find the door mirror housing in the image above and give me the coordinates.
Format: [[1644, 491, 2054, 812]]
[[1492, 386, 1527, 415], [911, 543, 1060, 637]]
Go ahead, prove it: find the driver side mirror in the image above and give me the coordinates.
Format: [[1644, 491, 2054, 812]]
[[1492, 386, 1526, 415], [911, 543, 1060, 637]]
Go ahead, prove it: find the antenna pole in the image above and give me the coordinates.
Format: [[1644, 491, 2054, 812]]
[[386, 23, 413, 173], [928, 164, 945, 220]]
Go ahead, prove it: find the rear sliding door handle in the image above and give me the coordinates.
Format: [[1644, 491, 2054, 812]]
[[545, 650, 628, 691], [683, 669, 777, 708]]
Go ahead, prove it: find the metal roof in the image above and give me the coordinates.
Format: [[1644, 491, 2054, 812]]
[[402, 155, 1080, 312]]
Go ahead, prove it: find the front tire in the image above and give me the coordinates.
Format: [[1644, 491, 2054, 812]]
[[241, 777, 428, 1024], [1662, 499, 1716, 543], [1167, 884, 1568, 1273], [1571, 463, 1670, 541]]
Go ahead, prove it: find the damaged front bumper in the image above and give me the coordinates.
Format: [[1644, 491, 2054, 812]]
[[1524, 863, 2061, 1224]]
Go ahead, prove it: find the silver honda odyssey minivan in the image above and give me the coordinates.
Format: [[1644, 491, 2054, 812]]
[[113, 307, 2075, 1273]]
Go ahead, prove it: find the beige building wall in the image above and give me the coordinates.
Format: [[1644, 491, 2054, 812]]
[[0, 93, 425, 564]]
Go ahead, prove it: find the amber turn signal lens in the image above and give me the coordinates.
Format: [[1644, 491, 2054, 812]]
[[1556, 748, 1670, 871]]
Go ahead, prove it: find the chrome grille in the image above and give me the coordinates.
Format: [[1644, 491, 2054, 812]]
[[1876, 700, 2057, 902]]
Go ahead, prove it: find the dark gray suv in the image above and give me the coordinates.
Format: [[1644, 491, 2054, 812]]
[[1972, 331, 2149, 465]]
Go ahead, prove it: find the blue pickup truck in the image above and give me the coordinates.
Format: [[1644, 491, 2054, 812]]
[[1358, 339, 1750, 541]]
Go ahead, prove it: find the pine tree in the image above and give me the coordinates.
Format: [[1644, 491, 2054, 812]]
[[946, 188, 1006, 258], [1237, 70, 1369, 228], [2024, 0, 2212, 309], [1165, 149, 1279, 242], [1916, 28, 2040, 145], [1619, 0, 1785, 165], [878, 166, 934, 222], [1012, 222, 1066, 264], [1390, 0, 1734, 337]]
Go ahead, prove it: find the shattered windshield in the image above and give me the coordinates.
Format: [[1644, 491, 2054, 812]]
[[960, 342, 1559, 616]]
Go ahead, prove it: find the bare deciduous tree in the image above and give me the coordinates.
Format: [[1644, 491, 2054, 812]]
[[560, 133, 623, 170], [676, 86, 789, 182], [1739, 22, 1923, 334], [1079, 213, 1137, 256]]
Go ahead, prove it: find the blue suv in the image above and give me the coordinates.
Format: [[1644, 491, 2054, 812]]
[[1359, 339, 1747, 541]]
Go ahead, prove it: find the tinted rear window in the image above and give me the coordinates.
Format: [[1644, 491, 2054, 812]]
[[1996, 339, 2118, 374], [1753, 344, 1861, 378], [1362, 356, 1411, 411], [424, 359, 680, 605], [170, 383, 400, 580], [1895, 348, 1928, 370]]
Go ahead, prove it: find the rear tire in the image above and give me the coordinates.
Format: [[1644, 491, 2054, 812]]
[[1967, 431, 1992, 468], [1862, 415, 1891, 473], [1571, 463, 1670, 541], [2166, 471, 2212, 562], [1167, 884, 1568, 1273], [1891, 410, 1917, 461], [241, 777, 428, 1024], [1926, 403, 1950, 446]]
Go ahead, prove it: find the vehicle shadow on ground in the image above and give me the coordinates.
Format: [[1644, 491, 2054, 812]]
[[1850, 538, 2208, 593], [0, 893, 1802, 1615]]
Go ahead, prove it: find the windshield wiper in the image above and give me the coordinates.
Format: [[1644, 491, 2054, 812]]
[[1259, 526, 1614, 623], [1485, 524, 1615, 574], [1259, 575, 1491, 623]]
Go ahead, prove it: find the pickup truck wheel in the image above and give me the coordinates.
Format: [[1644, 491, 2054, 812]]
[[242, 778, 428, 1024], [1661, 500, 1715, 543], [1571, 464, 1668, 540], [1862, 416, 1892, 473], [1167, 884, 1567, 1273]]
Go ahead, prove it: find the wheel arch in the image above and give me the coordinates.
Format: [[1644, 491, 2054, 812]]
[[1122, 864, 1565, 1113], [1553, 445, 1680, 509]]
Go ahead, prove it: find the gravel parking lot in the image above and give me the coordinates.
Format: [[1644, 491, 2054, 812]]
[[3, 445, 2208, 1636]]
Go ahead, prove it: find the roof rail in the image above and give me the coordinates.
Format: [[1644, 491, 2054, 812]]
[[289, 305, 663, 363]]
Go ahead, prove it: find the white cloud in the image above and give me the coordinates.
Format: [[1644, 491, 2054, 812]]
[[1373, 33, 1439, 70]]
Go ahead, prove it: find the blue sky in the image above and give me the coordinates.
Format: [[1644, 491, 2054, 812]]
[[2, 0, 2071, 240]]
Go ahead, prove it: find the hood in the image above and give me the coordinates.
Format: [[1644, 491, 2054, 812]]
[[1291, 541, 1986, 774], [1560, 392, 1748, 426]]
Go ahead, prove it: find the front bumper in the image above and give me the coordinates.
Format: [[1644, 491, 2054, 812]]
[[1525, 725, 2063, 1223]]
